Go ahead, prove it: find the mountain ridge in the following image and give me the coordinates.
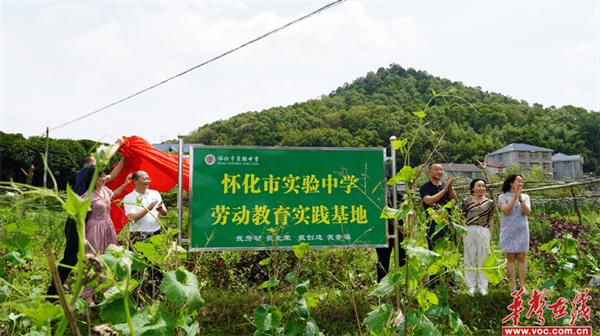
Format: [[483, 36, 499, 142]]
[[185, 64, 599, 174]]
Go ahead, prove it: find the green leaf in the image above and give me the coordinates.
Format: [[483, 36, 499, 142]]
[[398, 165, 416, 183], [102, 244, 145, 278], [284, 319, 303, 336], [182, 316, 200, 336], [112, 302, 176, 336], [452, 223, 468, 235], [11, 301, 63, 325], [563, 235, 578, 256], [392, 139, 408, 151], [560, 261, 575, 273], [427, 263, 440, 276], [0, 233, 31, 255], [406, 309, 421, 325], [258, 257, 271, 266], [253, 304, 282, 334], [363, 303, 393, 334], [63, 185, 90, 222], [285, 272, 298, 285], [541, 277, 557, 290], [305, 292, 324, 309], [160, 268, 204, 310], [295, 279, 310, 297], [370, 267, 405, 297], [405, 244, 440, 266], [304, 320, 319, 336], [443, 199, 456, 209], [292, 243, 310, 260], [3, 220, 35, 234], [387, 165, 417, 186], [259, 276, 280, 289], [99, 278, 139, 305], [3, 222, 17, 233], [449, 310, 467, 335], [415, 314, 441, 336], [2, 251, 26, 265], [134, 241, 164, 265], [148, 233, 168, 247], [481, 254, 502, 284], [538, 239, 557, 252], [416, 289, 438, 311], [381, 202, 411, 221], [99, 296, 137, 324], [453, 271, 466, 285], [293, 297, 310, 318], [0, 285, 12, 303], [19, 325, 49, 336], [380, 206, 398, 219], [16, 219, 38, 235], [413, 110, 427, 119]]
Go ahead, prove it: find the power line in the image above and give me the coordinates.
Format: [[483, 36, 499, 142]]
[[49, 0, 346, 132]]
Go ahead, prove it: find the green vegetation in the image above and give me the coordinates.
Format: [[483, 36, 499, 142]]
[[1, 198, 598, 335], [0, 132, 96, 189], [186, 64, 600, 174]]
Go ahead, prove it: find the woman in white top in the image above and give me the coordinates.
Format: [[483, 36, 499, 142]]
[[499, 174, 532, 293]]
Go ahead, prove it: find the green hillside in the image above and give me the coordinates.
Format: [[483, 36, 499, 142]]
[[186, 64, 600, 174]]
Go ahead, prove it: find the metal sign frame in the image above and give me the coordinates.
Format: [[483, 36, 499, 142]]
[[188, 145, 387, 252]]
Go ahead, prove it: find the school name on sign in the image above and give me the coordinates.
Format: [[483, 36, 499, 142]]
[[220, 173, 359, 195]]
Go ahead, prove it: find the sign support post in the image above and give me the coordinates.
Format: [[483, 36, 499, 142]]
[[177, 135, 184, 245]]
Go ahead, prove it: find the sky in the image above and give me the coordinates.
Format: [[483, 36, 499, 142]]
[[1, 0, 599, 144]]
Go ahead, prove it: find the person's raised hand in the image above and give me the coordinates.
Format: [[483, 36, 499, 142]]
[[148, 200, 159, 210], [515, 188, 522, 201], [445, 178, 454, 190]]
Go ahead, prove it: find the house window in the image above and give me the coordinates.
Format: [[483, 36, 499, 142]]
[[543, 163, 550, 170], [518, 152, 525, 159], [520, 162, 527, 169], [529, 152, 537, 159]]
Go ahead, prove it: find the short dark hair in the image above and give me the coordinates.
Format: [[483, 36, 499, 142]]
[[469, 178, 487, 195], [81, 155, 94, 167], [428, 162, 441, 170], [502, 174, 522, 193], [132, 170, 146, 182]]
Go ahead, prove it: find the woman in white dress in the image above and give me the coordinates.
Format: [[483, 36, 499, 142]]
[[499, 174, 532, 293]]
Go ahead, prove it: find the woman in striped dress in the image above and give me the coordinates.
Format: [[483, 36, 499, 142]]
[[462, 178, 495, 296]]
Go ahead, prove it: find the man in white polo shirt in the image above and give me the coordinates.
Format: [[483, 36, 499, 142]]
[[123, 170, 167, 244]]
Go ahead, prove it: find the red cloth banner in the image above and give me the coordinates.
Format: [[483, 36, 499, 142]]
[[106, 136, 189, 233]]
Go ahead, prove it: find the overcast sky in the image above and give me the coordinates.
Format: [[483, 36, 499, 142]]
[[1, 1, 599, 144]]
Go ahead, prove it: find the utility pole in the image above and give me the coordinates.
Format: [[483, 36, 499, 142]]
[[43, 127, 49, 188]]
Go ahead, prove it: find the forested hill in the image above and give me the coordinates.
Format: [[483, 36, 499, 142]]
[[185, 64, 600, 174]]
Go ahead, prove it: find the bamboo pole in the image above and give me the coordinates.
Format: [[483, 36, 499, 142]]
[[46, 247, 81, 336], [570, 187, 583, 226], [521, 178, 600, 193]]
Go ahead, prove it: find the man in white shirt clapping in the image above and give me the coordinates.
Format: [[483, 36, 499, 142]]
[[123, 170, 167, 244]]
